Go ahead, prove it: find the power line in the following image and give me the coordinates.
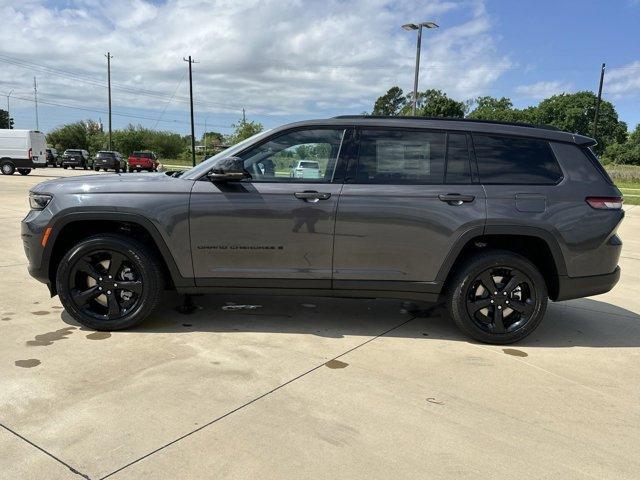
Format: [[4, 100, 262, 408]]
[[153, 72, 186, 129]]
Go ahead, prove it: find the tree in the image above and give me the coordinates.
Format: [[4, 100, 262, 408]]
[[467, 96, 536, 124], [400, 89, 465, 118], [202, 131, 225, 146], [226, 117, 263, 145], [603, 124, 640, 165], [372, 87, 407, 115], [0, 109, 14, 129], [533, 92, 627, 155], [46, 121, 90, 152]]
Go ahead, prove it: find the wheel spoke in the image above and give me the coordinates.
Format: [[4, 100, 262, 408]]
[[479, 271, 497, 293], [502, 274, 525, 294], [108, 253, 126, 277], [107, 294, 121, 317], [74, 259, 101, 279], [492, 308, 506, 333], [509, 299, 534, 316], [72, 286, 101, 306], [116, 280, 142, 294], [469, 298, 492, 313]]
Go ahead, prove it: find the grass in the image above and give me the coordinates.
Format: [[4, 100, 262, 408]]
[[605, 165, 640, 205]]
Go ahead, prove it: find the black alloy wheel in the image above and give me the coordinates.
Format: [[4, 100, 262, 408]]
[[447, 250, 547, 344], [56, 234, 162, 330]]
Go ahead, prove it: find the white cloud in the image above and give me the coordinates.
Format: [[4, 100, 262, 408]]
[[0, 0, 511, 121], [515, 81, 573, 100], [606, 61, 640, 98]]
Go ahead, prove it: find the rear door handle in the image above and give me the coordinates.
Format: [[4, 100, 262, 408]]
[[438, 193, 475, 205], [294, 191, 331, 202]]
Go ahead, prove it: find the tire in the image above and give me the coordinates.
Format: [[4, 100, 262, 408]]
[[63, 166, 68, 169], [18, 168, 31, 175], [128, 167, 134, 173], [71, 166, 75, 170], [1, 161, 15, 175], [56, 234, 163, 331], [94, 167, 100, 171], [446, 250, 548, 344]]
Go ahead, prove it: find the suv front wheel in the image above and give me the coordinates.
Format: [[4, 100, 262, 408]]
[[447, 250, 548, 344], [56, 234, 163, 330]]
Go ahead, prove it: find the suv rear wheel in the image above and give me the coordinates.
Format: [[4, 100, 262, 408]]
[[56, 234, 163, 330], [447, 250, 548, 344]]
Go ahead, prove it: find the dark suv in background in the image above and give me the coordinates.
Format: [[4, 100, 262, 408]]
[[61, 149, 90, 169], [94, 151, 126, 172], [21, 117, 623, 344]]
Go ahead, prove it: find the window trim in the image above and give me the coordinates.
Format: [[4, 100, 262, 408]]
[[470, 132, 565, 186], [200, 125, 352, 184], [443, 131, 475, 185]]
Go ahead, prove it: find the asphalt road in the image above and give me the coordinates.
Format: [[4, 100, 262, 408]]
[[1, 168, 639, 479]]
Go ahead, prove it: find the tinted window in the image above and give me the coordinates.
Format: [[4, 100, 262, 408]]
[[473, 134, 562, 184], [238, 128, 345, 182], [96, 152, 115, 159], [356, 129, 445, 184], [446, 133, 471, 184]]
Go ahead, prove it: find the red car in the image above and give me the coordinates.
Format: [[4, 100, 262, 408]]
[[128, 151, 159, 172]]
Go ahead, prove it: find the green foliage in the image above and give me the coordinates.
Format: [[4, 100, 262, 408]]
[[603, 124, 640, 165], [533, 92, 627, 155], [0, 109, 14, 129], [46, 121, 92, 152], [403, 89, 466, 118], [202, 131, 225, 146], [372, 87, 407, 115], [227, 118, 263, 145], [467, 96, 536, 123]]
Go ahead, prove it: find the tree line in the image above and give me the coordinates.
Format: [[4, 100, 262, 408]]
[[371, 86, 637, 162], [44, 117, 264, 160]]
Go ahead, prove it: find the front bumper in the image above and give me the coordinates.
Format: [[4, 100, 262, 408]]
[[21, 210, 52, 286], [555, 267, 621, 301]]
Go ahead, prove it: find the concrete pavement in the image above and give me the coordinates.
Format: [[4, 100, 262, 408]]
[[1, 168, 639, 479]]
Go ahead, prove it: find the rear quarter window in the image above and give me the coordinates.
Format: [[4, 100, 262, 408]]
[[473, 134, 563, 185]]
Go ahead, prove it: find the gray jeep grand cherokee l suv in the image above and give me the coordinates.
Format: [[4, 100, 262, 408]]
[[21, 116, 623, 344]]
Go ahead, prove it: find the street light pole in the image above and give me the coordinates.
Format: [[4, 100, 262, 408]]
[[402, 21, 439, 116], [183, 55, 198, 167]]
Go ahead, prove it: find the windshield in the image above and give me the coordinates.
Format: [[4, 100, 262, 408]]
[[182, 129, 272, 179]]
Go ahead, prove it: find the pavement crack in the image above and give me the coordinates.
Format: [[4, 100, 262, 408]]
[[0, 422, 91, 479], [99, 315, 418, 479]]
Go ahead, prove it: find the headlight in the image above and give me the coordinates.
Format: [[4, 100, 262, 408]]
[[29, 193, 53, 210]]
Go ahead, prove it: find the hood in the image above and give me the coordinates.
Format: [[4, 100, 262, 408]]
[[30, 172, 194, 195]]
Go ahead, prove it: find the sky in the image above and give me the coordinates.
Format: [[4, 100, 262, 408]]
[[1, 0, 639, 137]]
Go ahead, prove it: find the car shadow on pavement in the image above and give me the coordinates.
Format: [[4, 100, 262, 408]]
[[59, 293, 640, 348]]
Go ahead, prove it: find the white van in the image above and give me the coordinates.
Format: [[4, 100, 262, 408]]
[[0, 129, 48, 175]]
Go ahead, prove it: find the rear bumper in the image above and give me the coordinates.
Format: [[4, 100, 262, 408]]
[[555, 267, 620, 301]]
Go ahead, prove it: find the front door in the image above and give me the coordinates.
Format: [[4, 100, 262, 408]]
[[189, 127, 350, 288], [333, 128, 486, 294]]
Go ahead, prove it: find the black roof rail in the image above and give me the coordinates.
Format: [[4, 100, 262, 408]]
[[332, 115, 561, 131]]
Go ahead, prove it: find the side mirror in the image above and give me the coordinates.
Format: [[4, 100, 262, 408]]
[[207, 157, 249, 182]]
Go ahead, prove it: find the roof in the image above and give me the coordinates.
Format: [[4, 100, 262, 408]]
[[273, 116, 596, 147]]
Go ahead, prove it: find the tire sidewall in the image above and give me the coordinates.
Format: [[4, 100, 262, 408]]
[[56, 235, 161, 330], [448, 251, 548, 344], [1, 161, 15, 175]]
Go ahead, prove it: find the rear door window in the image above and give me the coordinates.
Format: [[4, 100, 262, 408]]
[[473, 134, 563, 184], [355, 129, 445, 184], [445, 133, 471, 184]]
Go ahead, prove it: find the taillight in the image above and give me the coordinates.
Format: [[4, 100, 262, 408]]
[[586, 196, 623, 210], [28, 148, 32, 159]]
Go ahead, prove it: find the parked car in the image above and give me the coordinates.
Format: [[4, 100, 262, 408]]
[[22, 116, 623, 344], [93, 151, 126, 172], [290, 160, 322, 179], [128, 151, 158, 172], [0, 129, 47, 175], [61, 149, 90, 170], [46, 148, 58, 167]]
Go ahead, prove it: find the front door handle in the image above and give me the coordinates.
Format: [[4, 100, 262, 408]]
[[294, 191, 331, 202], [438, 193, 475, 205]]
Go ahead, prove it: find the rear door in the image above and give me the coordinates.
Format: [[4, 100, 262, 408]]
[[333, 128, 486, 294], [29, 132, 47, 165]]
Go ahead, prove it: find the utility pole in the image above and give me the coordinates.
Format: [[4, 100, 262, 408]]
[[183, 55, 198, 167], [33, 77, 39, 130], [242, 107, 246, 123], [592, 62, 606, 139], [105, 52, 113, 150]]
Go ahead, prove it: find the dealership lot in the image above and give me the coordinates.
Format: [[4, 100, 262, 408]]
[[1, 168, 639, 479]]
